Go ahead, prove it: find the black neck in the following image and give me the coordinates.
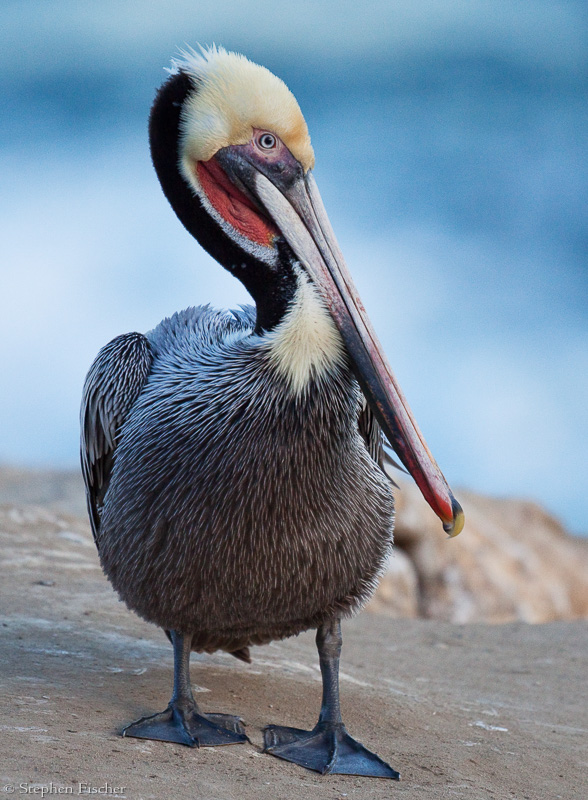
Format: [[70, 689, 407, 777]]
[[149, 71, 298, 333]]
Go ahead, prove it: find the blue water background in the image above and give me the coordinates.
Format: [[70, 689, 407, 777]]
[[1, 2, 586, 532]]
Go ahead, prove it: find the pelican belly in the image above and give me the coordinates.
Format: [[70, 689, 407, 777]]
[[98, 306, 394, 652]]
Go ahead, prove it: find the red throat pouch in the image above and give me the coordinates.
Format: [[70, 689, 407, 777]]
[[196, 159, 279, 247]]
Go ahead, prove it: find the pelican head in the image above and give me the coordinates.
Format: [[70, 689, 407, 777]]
[[149, 46, 464, 536]]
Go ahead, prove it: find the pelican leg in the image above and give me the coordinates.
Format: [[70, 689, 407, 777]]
[[122, 630, 247, 747], [263, 619, 399, 778]]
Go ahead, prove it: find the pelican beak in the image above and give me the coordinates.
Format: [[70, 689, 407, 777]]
[[215, 148, 464, 536]]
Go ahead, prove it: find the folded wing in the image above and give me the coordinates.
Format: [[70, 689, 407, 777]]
[[80, 333, 153, 546]]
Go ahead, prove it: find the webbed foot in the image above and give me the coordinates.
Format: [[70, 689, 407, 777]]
[[263, 722, 399, 778], [123, 701, 247, 747]]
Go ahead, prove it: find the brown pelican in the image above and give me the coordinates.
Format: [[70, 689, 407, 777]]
[[81, 46, 463, 780]]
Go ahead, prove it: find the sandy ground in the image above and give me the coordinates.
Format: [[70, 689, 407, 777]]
[[1, 504, 587, 800]]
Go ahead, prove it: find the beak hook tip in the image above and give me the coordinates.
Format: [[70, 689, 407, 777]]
[[443, 496, 465, 538]]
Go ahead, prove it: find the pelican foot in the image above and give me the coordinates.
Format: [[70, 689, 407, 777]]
[[123, 702, 247, 747], [263, 722, 399, 779]]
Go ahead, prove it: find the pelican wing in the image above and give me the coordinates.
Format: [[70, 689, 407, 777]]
[[358, 402, 405, 487], [80, 333, 153, 547], [357, 402, 383, 466]]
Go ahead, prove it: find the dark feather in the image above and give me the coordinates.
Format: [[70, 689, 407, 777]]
[[87, 305, 394, 654], [163, 629, 251, 663], [382, 444, 408, 474], [357, 402, 385, 468], [80, 333, 153, 546]]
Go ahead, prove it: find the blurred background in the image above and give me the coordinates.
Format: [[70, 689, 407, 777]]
[[0, 1, 586, 534]]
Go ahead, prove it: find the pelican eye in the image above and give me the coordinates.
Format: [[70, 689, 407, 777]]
[[258, 132, 277, 150]]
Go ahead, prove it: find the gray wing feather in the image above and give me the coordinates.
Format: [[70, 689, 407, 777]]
[[358, 402, 384, 467], [357, 402, 404, 487], [80, 332, 153, 547]]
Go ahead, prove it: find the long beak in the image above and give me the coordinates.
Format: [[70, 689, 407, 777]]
[[216, 150, 464, 536]]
